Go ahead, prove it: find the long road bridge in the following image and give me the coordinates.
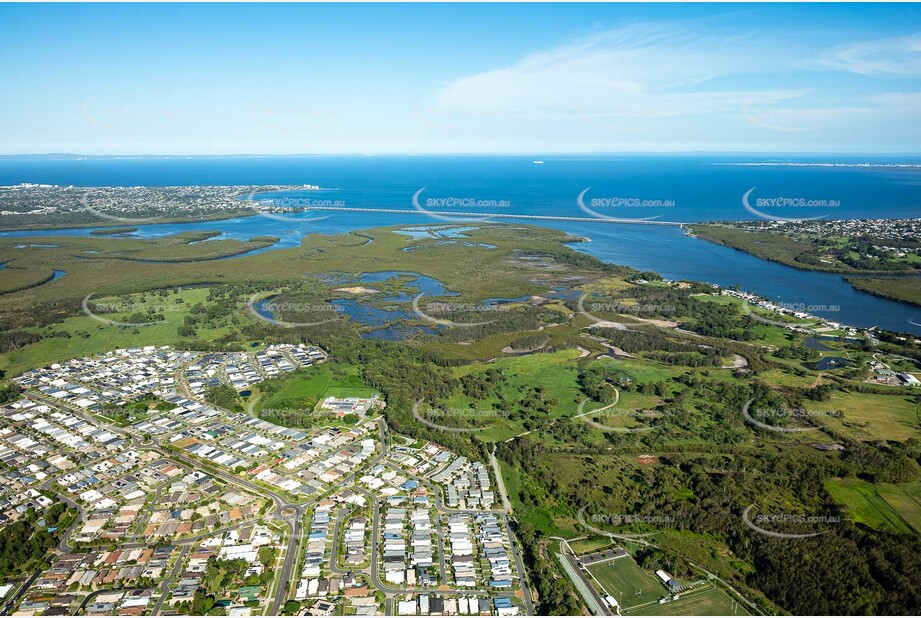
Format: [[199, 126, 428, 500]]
[[304, 206, 685, 226]]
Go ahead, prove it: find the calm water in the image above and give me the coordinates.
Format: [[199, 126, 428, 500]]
[[810, 357, 850, 371], [1, 154, 919, 334], [254, 271, 446, 340]]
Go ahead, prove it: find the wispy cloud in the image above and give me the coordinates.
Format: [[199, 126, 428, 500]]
[[741, 104, 864, 133], [815, 34, 921, 77], [431, 20, 815, 121], [427, 19, 920, 138]]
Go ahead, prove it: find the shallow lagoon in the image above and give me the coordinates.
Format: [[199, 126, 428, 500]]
[[2, 154, 920, 334]]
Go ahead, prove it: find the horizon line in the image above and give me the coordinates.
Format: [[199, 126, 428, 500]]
[[3, 151, 921, 159]]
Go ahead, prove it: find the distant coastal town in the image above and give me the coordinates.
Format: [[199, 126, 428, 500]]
[[0, 184, 317, 228]]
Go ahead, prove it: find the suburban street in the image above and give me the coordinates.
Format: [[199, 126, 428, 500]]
[[8, 362, 536, 616]]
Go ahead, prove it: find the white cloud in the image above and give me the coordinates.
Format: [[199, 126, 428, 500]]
[[815, 34, 921, 77], [430, 20, 815, 121], [428, 21, 921, 136]]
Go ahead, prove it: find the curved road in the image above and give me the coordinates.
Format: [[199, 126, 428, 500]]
[[151, 545, 191, 615], [19, 387, 535, 616]]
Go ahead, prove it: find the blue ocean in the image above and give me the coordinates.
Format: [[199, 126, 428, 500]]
[[1, 154, 920, 333]]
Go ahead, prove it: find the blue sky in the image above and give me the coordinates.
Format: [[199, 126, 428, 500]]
[[1, 2, 919, 154]]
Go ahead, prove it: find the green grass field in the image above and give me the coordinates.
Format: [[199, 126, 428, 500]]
[[585, 557, 665, 609], [807, 391, 921, 442], [876, 481, 921, 534], [439, 350, 586, 441], [605, 357, 686, 383], [254, 362, 378, 415], [625, 585, 750, 616], [0, 287, 239, 376], [449, 349, 585, 407], [438, 349, 693, 442], [567, 537, 619, 556], [825, 478, 913, 534], [757, 368, 821, 389]]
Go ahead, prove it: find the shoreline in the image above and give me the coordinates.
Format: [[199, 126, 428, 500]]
[[845, 276, 921, 309], [688, 223, 921, 277], [3, 215, 920, 334]]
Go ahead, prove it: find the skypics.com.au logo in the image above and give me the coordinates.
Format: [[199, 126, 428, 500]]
[[577, 187, 676, 223], [411, 294, 510, 328], [247, 296, 343, 328], [411, 400, 507, 433], [82, 294, 184, 327], [742, 187, 840, 222], [741, 299, 838, 328], [242, 187, 338, 223], [576, 292, 625, 327], [576, 291, 675, 328], [79, 189, 164, 224], [741, 399, 840, 434], [742, 504, 841, 539], [577, 504, 674, 539], [575, 400, 671, 434], [411, 187, 509, 223]]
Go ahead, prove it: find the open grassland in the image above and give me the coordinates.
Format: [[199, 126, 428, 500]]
[[605, 390, 662, 418], [807, 391, 921, 442], [750, 323, 799, 347], [825, 478, 913, 534], [436, 349, 689, 442], [603, 357, 688, 383], [450, 350, 586, 411], [423, 319, 590, 363], [827, 478, 921, 535], [877, 480, 921, 533], [435, 349, 588, 442], [582, 390, 665, 433], [568, 537, 619, 556], [0, 287, 238, 375], [758, 368, 822, 389], [254, 362, 378, 416]]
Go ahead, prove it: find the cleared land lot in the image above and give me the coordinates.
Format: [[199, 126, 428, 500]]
[[825, 478, 914, 534], [807, 391, 920, 442], [877, 480, 921, 533], [255, 362, 378, 415]]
